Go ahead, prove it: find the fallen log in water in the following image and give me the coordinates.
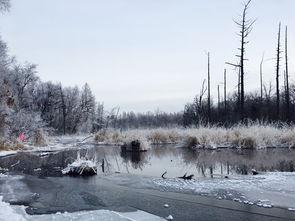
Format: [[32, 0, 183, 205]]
[[161, 171, 167, 179], [178, 173, 194, 180]]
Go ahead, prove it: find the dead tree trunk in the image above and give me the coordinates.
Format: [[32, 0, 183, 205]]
[[207, 52, 211, 123], [260, 54, 264, 104], [224, 69, 227, 121], [227, 0, 255, 121], [285, 25, 290, 121], [218, 84, 220, 118], [238, 66, 241, 115], [276, 23, 281, 121]]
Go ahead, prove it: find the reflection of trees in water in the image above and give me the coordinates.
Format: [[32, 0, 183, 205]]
[[180, 148, 295, 176], [120, 151, 148, 170], [151, 145, 179, 159]]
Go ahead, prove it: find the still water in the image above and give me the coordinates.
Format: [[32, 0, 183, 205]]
[[0, 145, 294, 178]]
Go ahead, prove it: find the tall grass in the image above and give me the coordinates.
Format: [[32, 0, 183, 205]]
[[94, 123, 295, 149]]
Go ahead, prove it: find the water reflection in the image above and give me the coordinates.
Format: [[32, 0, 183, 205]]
[[0, 145, 295, 178]]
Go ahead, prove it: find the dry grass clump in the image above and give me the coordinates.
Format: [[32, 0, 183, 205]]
[[166, 130, 181, 143], [110, 131, 123, 143], [0, 141, 30, 151], [184, 136, 199, 149], [92, 123, 295, 149], [94, 130, 109, 142], [94, 130, 123, 143], [239, 137, 256, 149], [33, 131, 47, 146], [147, 130, 168, 144]]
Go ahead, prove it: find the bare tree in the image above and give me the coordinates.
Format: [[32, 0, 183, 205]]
[[207, 52, 211, 123], [0, 0, 10, 12], [260, 54, 264, 103], [284, 25, 290, 121], [217, 84, 220, 116], [275, 23, 282, 120], [224, 69, 227, 117], [227, 0, 255, 121]]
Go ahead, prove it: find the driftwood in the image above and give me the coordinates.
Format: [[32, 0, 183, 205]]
[[160, 171, 194, 180], [178, 173, 194, 180], [251, 169, 259, 175], [161, 171, 167, 179]]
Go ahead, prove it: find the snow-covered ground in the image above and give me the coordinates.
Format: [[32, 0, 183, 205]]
[[0, 150, 18, 157], [149, 172, 295, 210], [0, 196, 165, 221], [100, 171, 295, 211]]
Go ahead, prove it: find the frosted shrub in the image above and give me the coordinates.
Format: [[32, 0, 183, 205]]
[[166, 130, 181, 143], [94, 130, 109, 142], [111, 131, 122, 143], [33, 130, 47, 146]]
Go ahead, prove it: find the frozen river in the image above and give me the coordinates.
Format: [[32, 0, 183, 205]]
[[1, 144, 295, 220]]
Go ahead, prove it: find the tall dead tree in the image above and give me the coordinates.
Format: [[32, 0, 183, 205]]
[[238, 66, 241, 112], [224, 69, 227, 117], [276, 23, 282, 120], [217, 84, 220, 116], [227, 0, 255, 121], [259, 54, 264, 103], [285, 25, 290, 121], [207, 52, 211, 123]]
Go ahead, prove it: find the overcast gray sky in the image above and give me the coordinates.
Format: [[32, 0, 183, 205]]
[[0, 0, 294, 112]]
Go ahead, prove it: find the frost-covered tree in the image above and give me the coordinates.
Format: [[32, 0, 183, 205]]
[[0, 79, 14, 137], [78, 83, 96, 133], [0, 0, 10, 12]]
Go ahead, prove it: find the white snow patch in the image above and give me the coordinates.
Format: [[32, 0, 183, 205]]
[[61, 152, 97, 175], [0, 197, 165, 221], [165, 215, 173, 220], [150, 172, 295, 209], [0, 151, 17, 157], [0, 196, 25, 221]]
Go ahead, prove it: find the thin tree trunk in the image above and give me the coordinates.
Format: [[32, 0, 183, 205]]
[[218, 84, 220, 119], [276, 23, 281, 121], [224, 69, 227, 121], [238, 66, 241, 114], [260, 54, 264, 103], [207, 52, 211, 123], [285, 26, 290, 121]]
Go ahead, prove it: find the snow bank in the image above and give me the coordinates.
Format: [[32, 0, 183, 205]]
[[150, 172, 295, 209], [0, 196, 165, 221], [0, 196, 25, 221], [0, 150, 17, 157]]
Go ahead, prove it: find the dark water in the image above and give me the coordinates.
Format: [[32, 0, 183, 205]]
[[0, 145, 294, 178]]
